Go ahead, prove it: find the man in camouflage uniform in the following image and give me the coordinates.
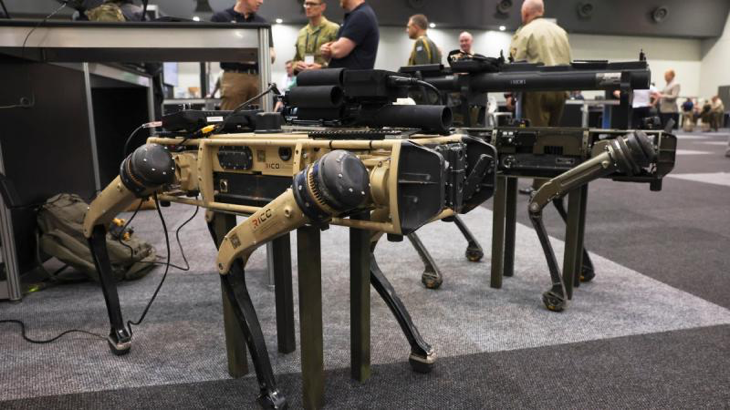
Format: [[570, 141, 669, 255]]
[[510, 0, 571, 193], [293, 0, 339, 73], [406, 14, 442, 104], [406, 14, 442, 66]]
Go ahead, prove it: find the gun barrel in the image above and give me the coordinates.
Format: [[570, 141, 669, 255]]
[[470, 69, 650, 92], [423, 68, 651, 93]]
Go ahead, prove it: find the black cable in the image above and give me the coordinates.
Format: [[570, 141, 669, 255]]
[[3, 193, 175, 346], [0, 320, 106, 344], [117, 199, 198, 272], [0, 2, 67, 110], [122, 124, 146, 158], [0, 0, 11, 19], [126, 193, 171, 336], [415, 79, 447, 105]]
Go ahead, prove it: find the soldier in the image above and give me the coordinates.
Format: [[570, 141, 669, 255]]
[[293, 0, 340, 73], [406, 14, 442, 66], [510, 0, 571, 194]]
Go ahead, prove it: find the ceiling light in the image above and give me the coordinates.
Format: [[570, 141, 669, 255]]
[[192, 16, 201, 22], [499, 25, 506, 31], [429, 22, 436, 28], [276, 18, 283, 24]]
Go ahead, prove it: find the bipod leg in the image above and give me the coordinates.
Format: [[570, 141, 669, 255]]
[[407, 231, 443, 289], [528, 211, 567, 312], [206, 212, 249, 378], [88, 224, 131, 355], [370, 255, 435, 373], [221, 261, 286, 409], [450, 215, 484, 262], [553, 197, 595, 283]]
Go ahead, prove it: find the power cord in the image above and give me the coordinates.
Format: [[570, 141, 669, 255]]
[[0, 319, 106, 344], [2, 193, 181, 345], [125, 193, 171, 336], [122, 121, 163, 158], [0, 2, 67, 110], [0, 0, 10, 19]]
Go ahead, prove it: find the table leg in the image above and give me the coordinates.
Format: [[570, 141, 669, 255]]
[[504, 177, 518, 277], [490, 176, 507, 288]]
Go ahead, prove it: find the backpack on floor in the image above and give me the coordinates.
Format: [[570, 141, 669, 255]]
[[36, 193, 157, 282]]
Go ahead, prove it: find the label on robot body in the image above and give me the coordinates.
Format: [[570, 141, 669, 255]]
[[510, 79, 526, 86], [597, 73, 621, 86], [207, 116, 224, 123], [252, 208, 274, 232]]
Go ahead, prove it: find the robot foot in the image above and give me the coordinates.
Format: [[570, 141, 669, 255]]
[[580, 266, 596, 282], [107, 328, 132, 356], [542, 290, 567, 312], [257, 389, 287, 410], [465, 246, 484, 262], [408, 348, 436, 373], [421, 270, 443, 289]]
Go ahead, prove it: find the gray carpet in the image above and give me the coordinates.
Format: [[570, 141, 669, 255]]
[[2, 129, 730, 408]]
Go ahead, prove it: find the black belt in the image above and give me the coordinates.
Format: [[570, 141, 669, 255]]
[[225, 68, 258, 75]]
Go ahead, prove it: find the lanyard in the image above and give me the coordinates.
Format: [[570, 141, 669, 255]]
[[305, 28, 321, 55]]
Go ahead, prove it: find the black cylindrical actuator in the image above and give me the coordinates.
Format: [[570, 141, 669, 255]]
[[297, 68, 345, 86], [287, 85, 344, 108], [362, 105, 453, 134]]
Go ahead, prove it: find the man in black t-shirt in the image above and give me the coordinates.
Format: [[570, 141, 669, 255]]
[[211, 0, 275, 110], [321, 0, 379, 70]]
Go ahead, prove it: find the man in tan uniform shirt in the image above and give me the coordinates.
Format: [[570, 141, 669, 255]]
[[510, 0, 571, 127], [293, 0, 340, 73], [510, 0, 571, 194]]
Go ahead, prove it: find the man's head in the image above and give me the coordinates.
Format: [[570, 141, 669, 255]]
[[521, 0, 544, 25], [285, 60, 294, 75], [712, 95, 719, 102], [339, 0, 364, 12], [237, 0, 263, 15], [407, 14, 428, 39], [459, 31, 473, 54], [303, 0, 326, 19], [664, 69, 675, 83]]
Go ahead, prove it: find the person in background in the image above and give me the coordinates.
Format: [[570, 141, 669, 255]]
[[459, 31, 474, 56], [510, 0, 571, 194], [700, 99, 713, 132], [631, 84, 658, 129], [274, 61, 296, 112], [681, 97, 695, 132], [292, 0, 339, 73], [710, 95, 725, 131], [653, 69, 680, 129], [321, 0, 379, 70], [85, 0, 143, 21], [406, 14, 442, 66], [211, 0, 276, 110]]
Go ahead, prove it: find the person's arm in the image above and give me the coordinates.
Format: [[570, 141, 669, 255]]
[[510, 33, 528, 62], [325, 12, 370, 60], [327, 37, 356, 59]]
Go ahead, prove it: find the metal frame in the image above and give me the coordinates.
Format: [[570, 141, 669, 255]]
[[0, 22, 272, 301]]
